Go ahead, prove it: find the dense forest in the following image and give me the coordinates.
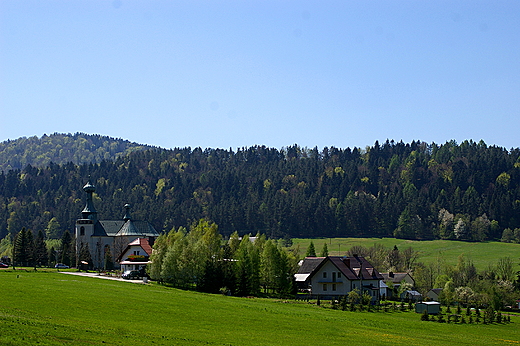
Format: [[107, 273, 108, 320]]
[[0, 133, 155, 172], [1, 138, 520, 242]]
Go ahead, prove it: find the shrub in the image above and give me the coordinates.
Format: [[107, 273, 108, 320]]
[[421, 310, 429, 321]]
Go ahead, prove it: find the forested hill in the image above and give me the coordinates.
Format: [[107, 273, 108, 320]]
[[0, 133, 156, 172], [1, 139, 520, 243]]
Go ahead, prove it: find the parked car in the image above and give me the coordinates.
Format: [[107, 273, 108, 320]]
[[122, 270, 141, 280], [0, 263, 8, 268], [55, 263, 69, 269]]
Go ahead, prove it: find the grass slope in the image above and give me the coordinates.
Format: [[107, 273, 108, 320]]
[[1, 271, 519, 345], [292, 238, 520, 271]]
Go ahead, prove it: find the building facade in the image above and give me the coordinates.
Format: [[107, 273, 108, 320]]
[[75, 180, 159, 269]]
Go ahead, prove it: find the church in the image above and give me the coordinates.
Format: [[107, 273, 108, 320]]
[[75, 180, 159, 269]]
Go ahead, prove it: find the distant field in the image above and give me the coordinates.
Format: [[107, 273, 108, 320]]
[[291, 238, 520, 271], [1, 271, 519, 345]]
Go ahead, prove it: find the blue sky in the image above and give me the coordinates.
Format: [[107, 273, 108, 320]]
[[1, 1, 519, 150]]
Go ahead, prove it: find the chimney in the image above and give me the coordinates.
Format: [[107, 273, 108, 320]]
[[343, 257, 351, 268]]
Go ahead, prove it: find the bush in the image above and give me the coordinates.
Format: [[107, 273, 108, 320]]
[[421, 310, 429, 321]]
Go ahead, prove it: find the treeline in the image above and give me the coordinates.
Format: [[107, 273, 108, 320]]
[[1, 139, 520, 242], [149, 219, 297, 296], [6, 228, 75, 268], [0, 132, 154, 172]]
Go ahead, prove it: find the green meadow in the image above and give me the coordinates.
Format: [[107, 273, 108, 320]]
[[1, 270, 519, 345], [291, 238, 520, 271]]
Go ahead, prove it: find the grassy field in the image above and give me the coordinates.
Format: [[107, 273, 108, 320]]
[[1, 270, 520, 345], [291, 238, 520, 271]]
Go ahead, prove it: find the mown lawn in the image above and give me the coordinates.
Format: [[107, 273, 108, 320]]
[[292, 238, 520, 271], [1, 271, 519, 345]]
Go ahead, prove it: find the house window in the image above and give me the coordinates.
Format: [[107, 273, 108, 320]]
[[133, 250, 140, 256], [80, 227, 85, 236], [337, 272, 341, 278], [323, 284, 327, 291], [332, 284, 336, 291], [323, 272, 327, 278]]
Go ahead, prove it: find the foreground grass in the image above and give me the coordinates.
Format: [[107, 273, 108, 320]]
[[1, 271, 519, 345], [292, 238, 520, 272]]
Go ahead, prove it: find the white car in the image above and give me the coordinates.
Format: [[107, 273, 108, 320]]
[[55, 263, 69, 269]]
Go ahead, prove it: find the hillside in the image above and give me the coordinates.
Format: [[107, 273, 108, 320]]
[[1, 271, 519, 345], [0, 133, 156, 172], [1, 138, 520, 242]]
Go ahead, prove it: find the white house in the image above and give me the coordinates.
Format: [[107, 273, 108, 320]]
[[117, 238, 153, 272], [302, 256, 384, 301]]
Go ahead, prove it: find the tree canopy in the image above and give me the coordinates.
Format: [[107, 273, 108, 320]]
[[0, 139, 519, 242]]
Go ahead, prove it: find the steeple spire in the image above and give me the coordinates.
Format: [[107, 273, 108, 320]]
[[81, 178, 98, 220], [123, 203, 132, 221]]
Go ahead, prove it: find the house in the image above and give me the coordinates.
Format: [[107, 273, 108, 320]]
[[401, 290, 422, 302], [415, 301, 441, 314], [381, 272, 415, 287], [427, 288, 443, 301], [381, 272, 415, 298], [117, 238, 153, 272], [301, 255, 384, 301], [75, 180, 159, 269]]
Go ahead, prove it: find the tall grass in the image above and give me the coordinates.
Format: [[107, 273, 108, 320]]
[[1, 271, 519, 345]]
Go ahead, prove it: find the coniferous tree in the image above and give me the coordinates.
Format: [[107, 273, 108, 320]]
[[305, 241, 317, 257], [78, 242, 93, 270], [104, 245, 114, 271], [33, 230, 49, 267], [25, 229, 34, 267], [13, 228, 28, 266], [320, 243, 329, 257], [60, 230, 72, 266]]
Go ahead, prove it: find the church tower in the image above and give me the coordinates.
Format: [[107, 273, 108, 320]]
[[75, 180, 98, 262]]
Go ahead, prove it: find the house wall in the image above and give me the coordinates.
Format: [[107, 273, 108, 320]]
[[310, 260, 351, 296]]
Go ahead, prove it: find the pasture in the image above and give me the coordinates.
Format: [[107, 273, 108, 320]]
[[1, 270, 519, 345], [291, 238, 520, 272]]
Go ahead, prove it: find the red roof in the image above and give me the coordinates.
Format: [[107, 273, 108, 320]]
[[127, 237, 153, 256]]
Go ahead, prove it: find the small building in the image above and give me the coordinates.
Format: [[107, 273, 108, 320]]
[[381, 272, 415, 287], [427, 288, 443, 301], [117, 238, 153, 272], [379, 280, 390, 300], [401, 290, 422, 302], [415, 301, 441, 314]]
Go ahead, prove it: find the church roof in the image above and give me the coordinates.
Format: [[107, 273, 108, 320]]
[[116, 219, 159, 237], [94, 220, 125, 237]]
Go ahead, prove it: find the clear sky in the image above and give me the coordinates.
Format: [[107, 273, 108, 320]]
[[1, 1, 519, 150]]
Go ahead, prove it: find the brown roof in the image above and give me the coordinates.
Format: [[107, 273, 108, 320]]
[[381, 272, 413, 284], [298, 257, 326, 274], [309, 256, 384, 281]]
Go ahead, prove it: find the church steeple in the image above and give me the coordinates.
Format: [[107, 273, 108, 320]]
[[81, 179, 98, 221], [123, 203, 132, 221]]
